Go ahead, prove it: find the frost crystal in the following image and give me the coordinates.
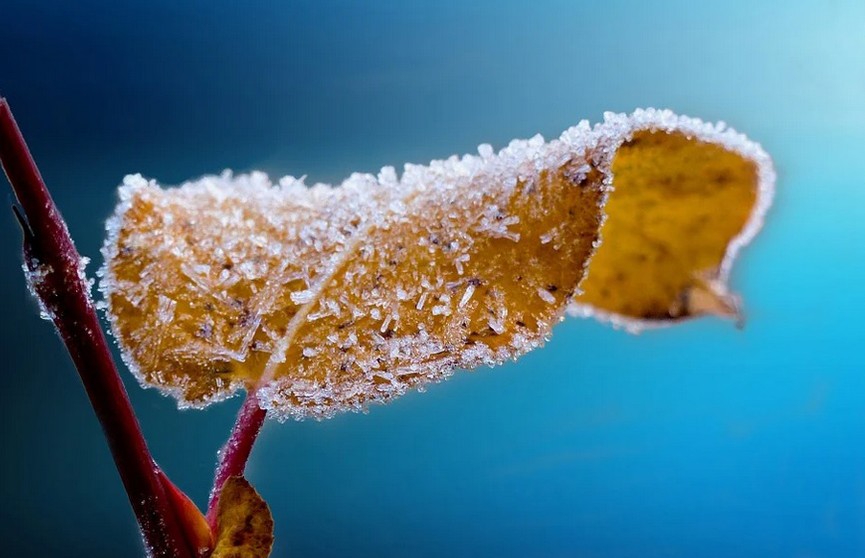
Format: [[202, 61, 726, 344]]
[[23, 260, 54, 321], [537, 288, 556, 305], [290, 290, 315, 305], [459, 284, 476, 308]]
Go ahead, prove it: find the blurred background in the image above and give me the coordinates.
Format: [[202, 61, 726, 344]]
[[1, 1, 864, 556]]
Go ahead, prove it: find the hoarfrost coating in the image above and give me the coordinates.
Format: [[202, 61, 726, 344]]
[[566, 109, 775, 333], [99, 109, 774, 420]]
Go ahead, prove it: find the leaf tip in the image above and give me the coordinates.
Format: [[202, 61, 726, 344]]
[[211, 476, 274, 558]]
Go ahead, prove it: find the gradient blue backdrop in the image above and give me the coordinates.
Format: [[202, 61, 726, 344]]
[[2, 1, 864, 556]]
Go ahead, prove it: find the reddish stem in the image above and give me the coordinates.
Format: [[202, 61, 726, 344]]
[[0, 98, 194, 558], [206, 391, 267, 529]]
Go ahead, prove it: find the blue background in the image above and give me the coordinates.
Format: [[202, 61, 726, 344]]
[[2, 1, 864, 556]]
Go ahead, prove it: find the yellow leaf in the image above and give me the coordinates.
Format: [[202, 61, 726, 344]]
[[211, 476, 273, 558], [570, 111, 774, 331], [101, 135, 605, 418], [99, 109, 773, 419]]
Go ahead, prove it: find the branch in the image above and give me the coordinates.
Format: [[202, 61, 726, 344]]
[[0, 97, 194, 558], [206, 391, 267, 530]]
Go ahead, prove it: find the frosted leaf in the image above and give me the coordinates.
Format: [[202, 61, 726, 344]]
[[99, 108, 773, 419], [100, 119, 606, 418], [568, 109, 775, 332]]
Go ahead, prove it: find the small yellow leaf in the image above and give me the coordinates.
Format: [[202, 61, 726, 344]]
[[211, 476, 273, 558]]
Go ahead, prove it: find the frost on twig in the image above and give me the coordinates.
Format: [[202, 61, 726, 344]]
[[0, 97, 197, 558]]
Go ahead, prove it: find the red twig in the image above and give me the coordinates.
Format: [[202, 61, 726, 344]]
[[206, 392, 267, 530], [0, 98, 194, 558]]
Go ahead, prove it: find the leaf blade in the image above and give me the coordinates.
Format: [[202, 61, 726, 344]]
[[99, 109, 775, 418], [211, 476, 273, 558]]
